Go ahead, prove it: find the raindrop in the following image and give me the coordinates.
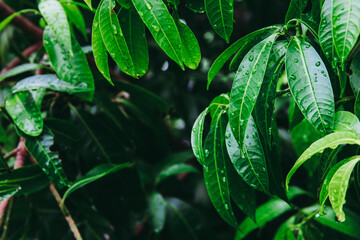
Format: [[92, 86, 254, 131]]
[[205, 149, 210, 157], [145, 2, 152, 9], [290, 75, 296, 80], [222, 177, 226, 182], [224, 204, 229, 210], [112, 24, 117, 34], [315, 61, 321, 67], [294, 59, 299, 63], [152, 25, 160, 32], [249, 56, 254, 62]]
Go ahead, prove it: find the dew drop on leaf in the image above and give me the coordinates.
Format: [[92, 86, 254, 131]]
[[315, 61, 321, 67]]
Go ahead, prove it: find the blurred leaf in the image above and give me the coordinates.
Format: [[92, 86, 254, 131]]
[[62, 0, 87, 39], [148, 192, 167, 233], [156, 163, 198, 184], [44, 118, 82, 145], [0, 184, 20, 201], [333, 111, 360, 135], [285, 0, 308, 23], [62, 162, 132, 205], [131, 0, 184, 69], [273, 216, 297, 240], [0, 63, 47, 82], [0, 9, 40, 32], [5, 91, 43, 137], [184, 0, 205, 13]]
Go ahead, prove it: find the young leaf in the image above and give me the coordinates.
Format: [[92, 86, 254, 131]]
[[0, 165, 49, 195], [209, 93, 229, 123], [286, 37, 335, 135], [191, 108, 209, 166], [328, 156, 360, 222], [43, 26, 94, 101], [0, 63, 47, 82], [39, 0, 72, 52], [174, 16, 201, 69], [225, 119, 269, 193], [207, 25, 280, 88], [5, 92, 43, 137], [62, 0, 87, 39], [229, 34, 277, 149], [131, 0, 184, 69], [148, 192, 167, 233], [22, 126, 69, 188], [333, 111, 360, 135], [331, 0, 360, 67], [118, 7, 149, 77], [10, 74, 91, 94], [203, 112, 237, 227], [61, 163, 132, 205], [286, 132, 360, 190], [92, 4, 112, 85], [99, 0, 137, 77], [204, 0, 233, 43]]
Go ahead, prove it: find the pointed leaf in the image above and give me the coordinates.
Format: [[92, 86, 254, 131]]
[[0, 9, 40, 32], [39, 0, 72, 51], [62, 162, 132, 205], [332, 0, 360, 67], [286, 132, 360, 190], [225, 119, 269, 192], [229, 34, 277, 149], [0, 63, 47, 82], [204, 0, 233, 43], [118, 7, 149, 77], [82, 0, 92, 9], [43, 26, 94, 101], [131, 0, 184, 69], [22, 126, 69, 188], [191, 108, 209, 166], [286, 37, 335, 135], [99, 0, 136, 77], [5, 92, 43, 136], [203, 112, 237, 227], [92, 5, 112, 85], [207, 25, 280, 88], [148, 192, 167, 233]]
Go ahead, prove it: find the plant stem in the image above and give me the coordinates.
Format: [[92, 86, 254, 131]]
[[49, 183, 83, 240]]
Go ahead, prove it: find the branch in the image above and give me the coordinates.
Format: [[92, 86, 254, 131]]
[[0, 2, 43, 41]]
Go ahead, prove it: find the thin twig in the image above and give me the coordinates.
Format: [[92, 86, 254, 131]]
[[49, 184, 83, 240]]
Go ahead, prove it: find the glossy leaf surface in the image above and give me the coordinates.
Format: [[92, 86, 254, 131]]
[[191, 108, 208, 166], [0, 63, 47, 82]]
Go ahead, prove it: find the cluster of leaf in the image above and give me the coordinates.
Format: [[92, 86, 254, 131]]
[[192, 0, 360, 238]]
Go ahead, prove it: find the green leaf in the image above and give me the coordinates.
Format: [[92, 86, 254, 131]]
[[328, 156, 360, 222], [39, 0, 72, 52], [229, 34, 277, 149], [148, 192, 167, 233], [350, 51, 360, 96], [333, 111, 360, 135], [43, 26, 94, 101], [191, 108, 209, 166], [82, 0, 92, 9], [118, 7, 149, 77], [62, 0, 87, 39], [92, 5, 112, 85], [184, 0, 205, 13], [61, 163, 132, 205], [331, 0, 360, 67], [44, 118, 82, 145], [274, 216, 297, 240], [285, 0, 308, 23], [98, 0, 137, 77], [204, 0, 233, 43], [225, 119, 269, 193], [5, 92, 43, 137], [0, 184, 20, 201], [286, 37, 335, 135], [0, 63, 48, 82], [175, 17, 201, 70], [131, 0, 184, 69], [10, 74, 91, 94], [203, 112, 237, 227], [286, 132, 360, 190], [156, 163, 198, 184], [22, 126, 69, 188], [207, 25, 280, 88], [116, 0, 132, 8], [209, 93, 229, 123], [0, 9, 40, 32], [319, 0, 338, 66], [0, 165, 49, 195]]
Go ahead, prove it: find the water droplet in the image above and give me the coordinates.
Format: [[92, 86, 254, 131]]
[[315, 213, 320, 218], [290, 75, 296, 80], [205, 149, 210, 157], [315, 61, 321, 67], [152, 25, 160, 32], [224, 204, 229, 210], [112, 24, 117, 34], [145, 2, 152, 9], [139, 12, 144, 17], [294, 59, 298, 63], [249, 56, 254, 62]]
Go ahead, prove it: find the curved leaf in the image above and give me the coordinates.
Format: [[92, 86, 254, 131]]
[[11, 74, 90, 94], [39, 0, 72, 51], [191, 108, 209, 166], [62, 0, 87, 39], [148, 192, 167, 233], [285, 0, 308, 23], [184, 0, 205, 13], [0, 63, 47, 82], [132, 0, 184, 69], [118, 7, 149, 77], [99, 0, 136, 77], [92, 5, 112, 85], [207, 25, 280, 88], [286, 37, 335, 135], [0, 9, 40, 32], [203, 112, 237, 227], [44, 26, 94, 101], [204, 0, 233, 43], [332, 0, 360, 67], [0, 185, 20, 201], [229, 34, 277, 149], [82, 0, 92, 9], [225, 119, 269, 192], [155, 163, 198, 184], [333, 111, 360, 135], [329, 156, 360, 222], [5, 92, 43, 137], [286, 132, 360, 190], [61, 163, 132, 205], [22, 126, 69, 188]]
